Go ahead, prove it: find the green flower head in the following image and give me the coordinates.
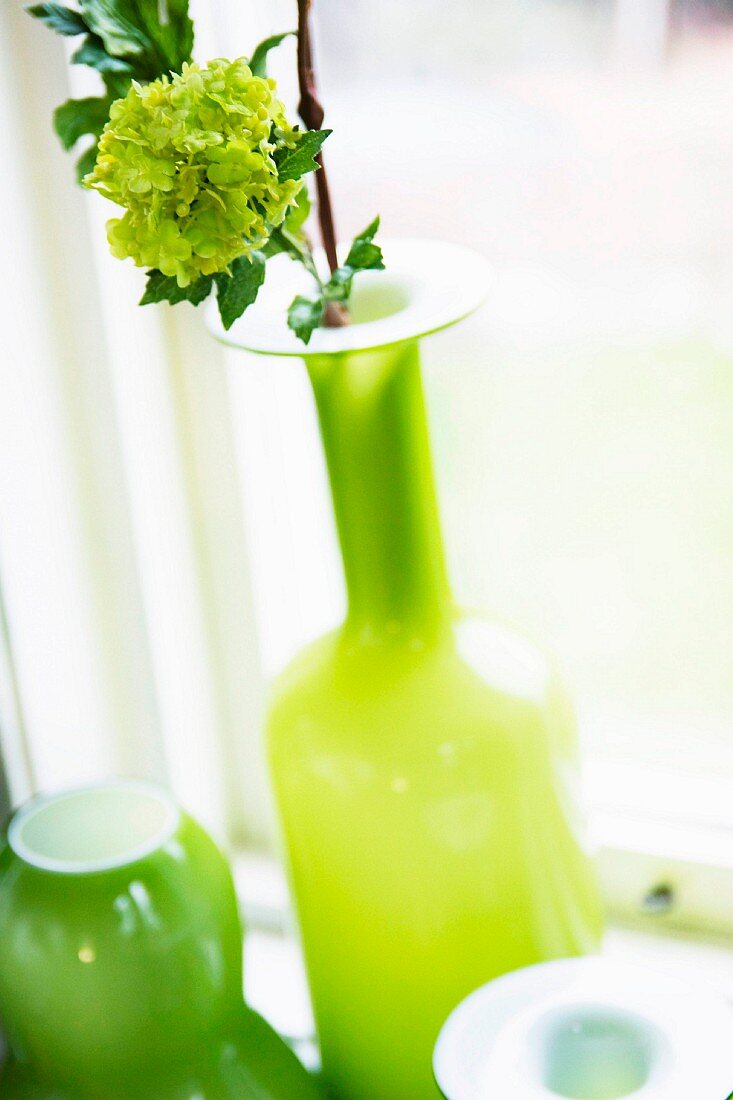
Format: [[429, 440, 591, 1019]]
[[86, 58, 303, 286]]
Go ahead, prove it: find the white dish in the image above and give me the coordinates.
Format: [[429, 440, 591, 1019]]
[[434, 957, 733, 1100]]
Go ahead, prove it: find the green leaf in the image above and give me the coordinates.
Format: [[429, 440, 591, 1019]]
[[140, 269, 214, 307], [26, 2, 88, 34], [284, 186, 311, 236], [344, 216, 384, 272], [215, 253, 266, 330], [261, 230, 289, 261], [72, 33, 135, 72], [249, 30, 295, 78], [274, 129, 331, 182], [79, 0, 152, 59], [264, 224, 308, 264], [102, 68, 133, 99], [76, 141, 100, 182], [53, 96, 111, 150], [141, 253, 265, 325], [322, 267, 353, 303], [287, 294, 325, 345], [263, 189, 315, 262], [322, 215, 384, 303], [132, 0, 194, 71]]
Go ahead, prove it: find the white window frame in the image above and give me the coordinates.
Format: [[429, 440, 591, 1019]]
[[2, 0, 732, 952], [591, 760, 733, 939]]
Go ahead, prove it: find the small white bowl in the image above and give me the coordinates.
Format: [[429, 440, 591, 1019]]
[[434, 957, 733, 1100]]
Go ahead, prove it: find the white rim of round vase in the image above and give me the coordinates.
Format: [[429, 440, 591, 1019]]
[[433, 957, 733, 1100], [8, 779, 180, 875], [206, 238, 493, 357]]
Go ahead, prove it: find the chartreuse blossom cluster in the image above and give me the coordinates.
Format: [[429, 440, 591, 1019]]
[[28, 0, 384, 341], [86, 58, 303, 286]]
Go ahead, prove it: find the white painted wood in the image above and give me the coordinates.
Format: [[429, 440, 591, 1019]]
[[0, 4, 163, 798], [612, 0, 671, 66], [0, 4, 271, 846]]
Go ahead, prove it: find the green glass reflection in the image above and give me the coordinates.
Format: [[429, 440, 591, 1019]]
[[267, 338, 603, 1100], [0, 783, 321, 1099]]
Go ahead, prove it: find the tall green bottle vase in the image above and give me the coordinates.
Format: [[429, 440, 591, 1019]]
[[0, 782, 322, 1099], [212, 240, 603, 1100]]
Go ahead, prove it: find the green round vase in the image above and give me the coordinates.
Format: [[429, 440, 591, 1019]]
[[0, 782, 321, 1099], [212, 240, 604, 1100]]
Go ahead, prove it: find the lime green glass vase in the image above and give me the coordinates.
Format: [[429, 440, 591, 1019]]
[[0, 782, 321, 1099], [212, 240, 603, 1100]]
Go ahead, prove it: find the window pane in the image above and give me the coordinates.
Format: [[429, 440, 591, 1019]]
[[233, 0, 733, 786]]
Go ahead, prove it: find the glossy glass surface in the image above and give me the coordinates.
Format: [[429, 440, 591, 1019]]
[[434, 957, 733, 1100], [0, 783, 321, 1099], [268, 340, 603, 1100]]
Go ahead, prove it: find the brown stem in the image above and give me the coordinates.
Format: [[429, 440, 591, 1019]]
[[297, 0, 349, 327]]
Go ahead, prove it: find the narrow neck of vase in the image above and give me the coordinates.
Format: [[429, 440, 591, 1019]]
[[307, 339, 450, 637]]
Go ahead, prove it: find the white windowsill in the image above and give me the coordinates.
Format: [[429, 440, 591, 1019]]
[[236, 854, 733, 1050], [243, 921, 733, 1055]]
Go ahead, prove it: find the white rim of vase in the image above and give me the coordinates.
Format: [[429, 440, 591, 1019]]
[[433, 957, 733, 1100], [206, 238, 494, 357], [7, 779, 180, 875]]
